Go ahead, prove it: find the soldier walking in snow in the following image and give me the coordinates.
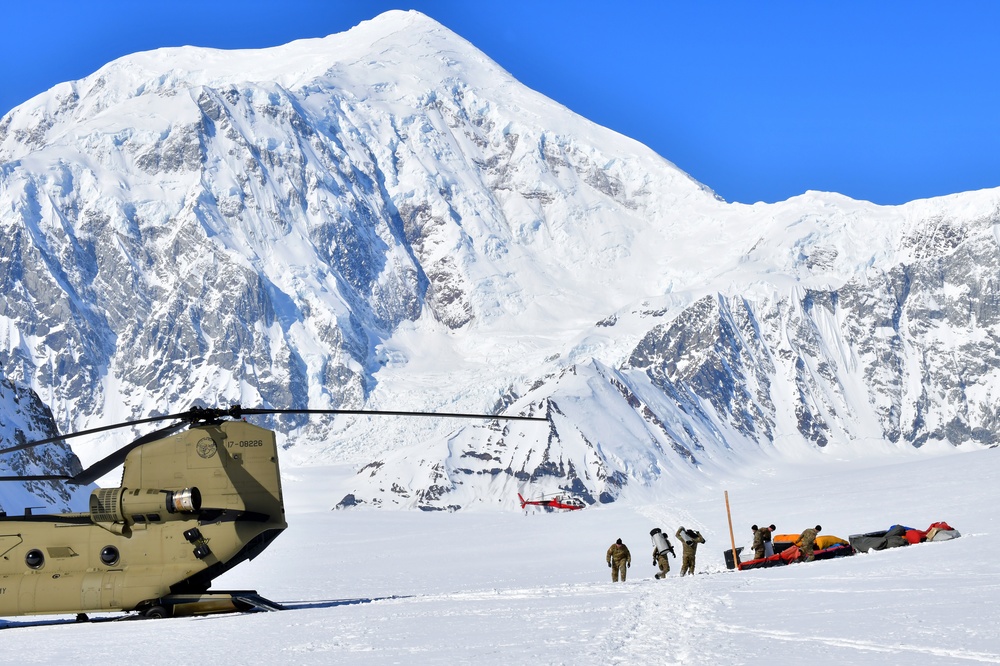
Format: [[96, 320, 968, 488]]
[[675, 526, 706, 576], [797, 525, 821, 562], [606, 538, 631, 582], [652, 538, 674, 579]]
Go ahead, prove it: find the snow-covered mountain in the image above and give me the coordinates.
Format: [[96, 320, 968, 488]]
[[1, 10, 998, 510], [0, 366, 87, 511]]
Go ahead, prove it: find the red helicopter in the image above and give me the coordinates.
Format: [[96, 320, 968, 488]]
[[518, 492, 586, 511]]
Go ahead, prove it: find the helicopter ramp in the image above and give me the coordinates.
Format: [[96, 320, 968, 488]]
[[152, 590, 284, 617]]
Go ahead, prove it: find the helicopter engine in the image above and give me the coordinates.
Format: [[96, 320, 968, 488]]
[[90, 486, 202, 527]]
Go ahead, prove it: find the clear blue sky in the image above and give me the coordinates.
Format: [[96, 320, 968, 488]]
[[2, 1, 999, 205]]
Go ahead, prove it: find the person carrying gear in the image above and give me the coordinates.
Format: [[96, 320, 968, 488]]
[[797, 525, 821, 562], [606, 538, 631, 582], [675, 526, 706, 576], [650, 528, 675, 579], [763, 524, 776, 557], [751, 524, 776, 559]]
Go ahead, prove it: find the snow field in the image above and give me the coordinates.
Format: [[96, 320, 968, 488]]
[[3, 447, 999, 664]]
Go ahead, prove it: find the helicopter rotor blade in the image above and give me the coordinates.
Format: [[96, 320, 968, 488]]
[[238, 407, 548, 422], [0, 409, 213, 456], [0, 405, 258, 457], [69, 422, 192, 486], [0, 404, 548, 484], [0, 475, 72, 482], [0, 422, 192, 485], [0, 404, 546, 457]]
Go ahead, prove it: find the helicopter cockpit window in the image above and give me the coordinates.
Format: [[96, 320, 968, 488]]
[[100, 545, 120, 566], [25, 549, 44, 569]]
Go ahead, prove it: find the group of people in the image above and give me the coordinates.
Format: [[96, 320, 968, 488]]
[[607, 521, 826, 581], [605, 527, 706, 582], [751, 523, 823, 561]]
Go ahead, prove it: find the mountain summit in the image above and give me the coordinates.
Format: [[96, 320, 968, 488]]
[[2, 11, 998, 510]]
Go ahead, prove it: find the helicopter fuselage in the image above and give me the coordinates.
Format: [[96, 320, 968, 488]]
[[0, 420, 286, 617]]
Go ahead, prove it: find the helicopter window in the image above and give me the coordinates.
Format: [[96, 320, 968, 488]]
[[100, 546, 120, 566], [25, 549, 44, 569]]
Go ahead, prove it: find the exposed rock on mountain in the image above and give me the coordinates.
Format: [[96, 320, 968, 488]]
[[1, 11, 998, 511], [0, 367, 87, 512]]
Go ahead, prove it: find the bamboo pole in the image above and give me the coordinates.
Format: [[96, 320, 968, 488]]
[[725, 490, 740, 570]]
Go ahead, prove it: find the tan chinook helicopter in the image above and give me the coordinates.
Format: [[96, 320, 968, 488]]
[[0, 404, 545, 621]]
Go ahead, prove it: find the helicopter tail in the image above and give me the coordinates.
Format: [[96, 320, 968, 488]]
[[518, 493, 527, 509]]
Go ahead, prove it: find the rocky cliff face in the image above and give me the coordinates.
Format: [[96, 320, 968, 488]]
[[335, 197, 1000, 510], [1, 11, 999, 511], [626, 211, 1000, 453], [0, 367, 87, 512]]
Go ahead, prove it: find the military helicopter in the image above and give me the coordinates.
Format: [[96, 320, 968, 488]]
[[0, 404, 545, 620]]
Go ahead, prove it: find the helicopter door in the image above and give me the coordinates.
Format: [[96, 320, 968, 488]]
[[17, 572, 39, 615], [81, 571, 124, 610], [81, 572, 101, 609]]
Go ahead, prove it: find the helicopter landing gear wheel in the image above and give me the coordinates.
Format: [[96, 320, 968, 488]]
[[143, 605, 171, 619]]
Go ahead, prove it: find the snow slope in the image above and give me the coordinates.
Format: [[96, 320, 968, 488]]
[[4, 10, 1000, 511], [3, 446, 997, 664]]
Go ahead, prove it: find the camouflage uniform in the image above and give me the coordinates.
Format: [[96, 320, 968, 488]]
[[752, 526, 765, 560], [798, 527, 819, 562], [752, 525, 774, 560], [606, 540, 631, 582], [761, 525, 774, 557], [676, 527, 706, 576], [652, 547, 671, 579]]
